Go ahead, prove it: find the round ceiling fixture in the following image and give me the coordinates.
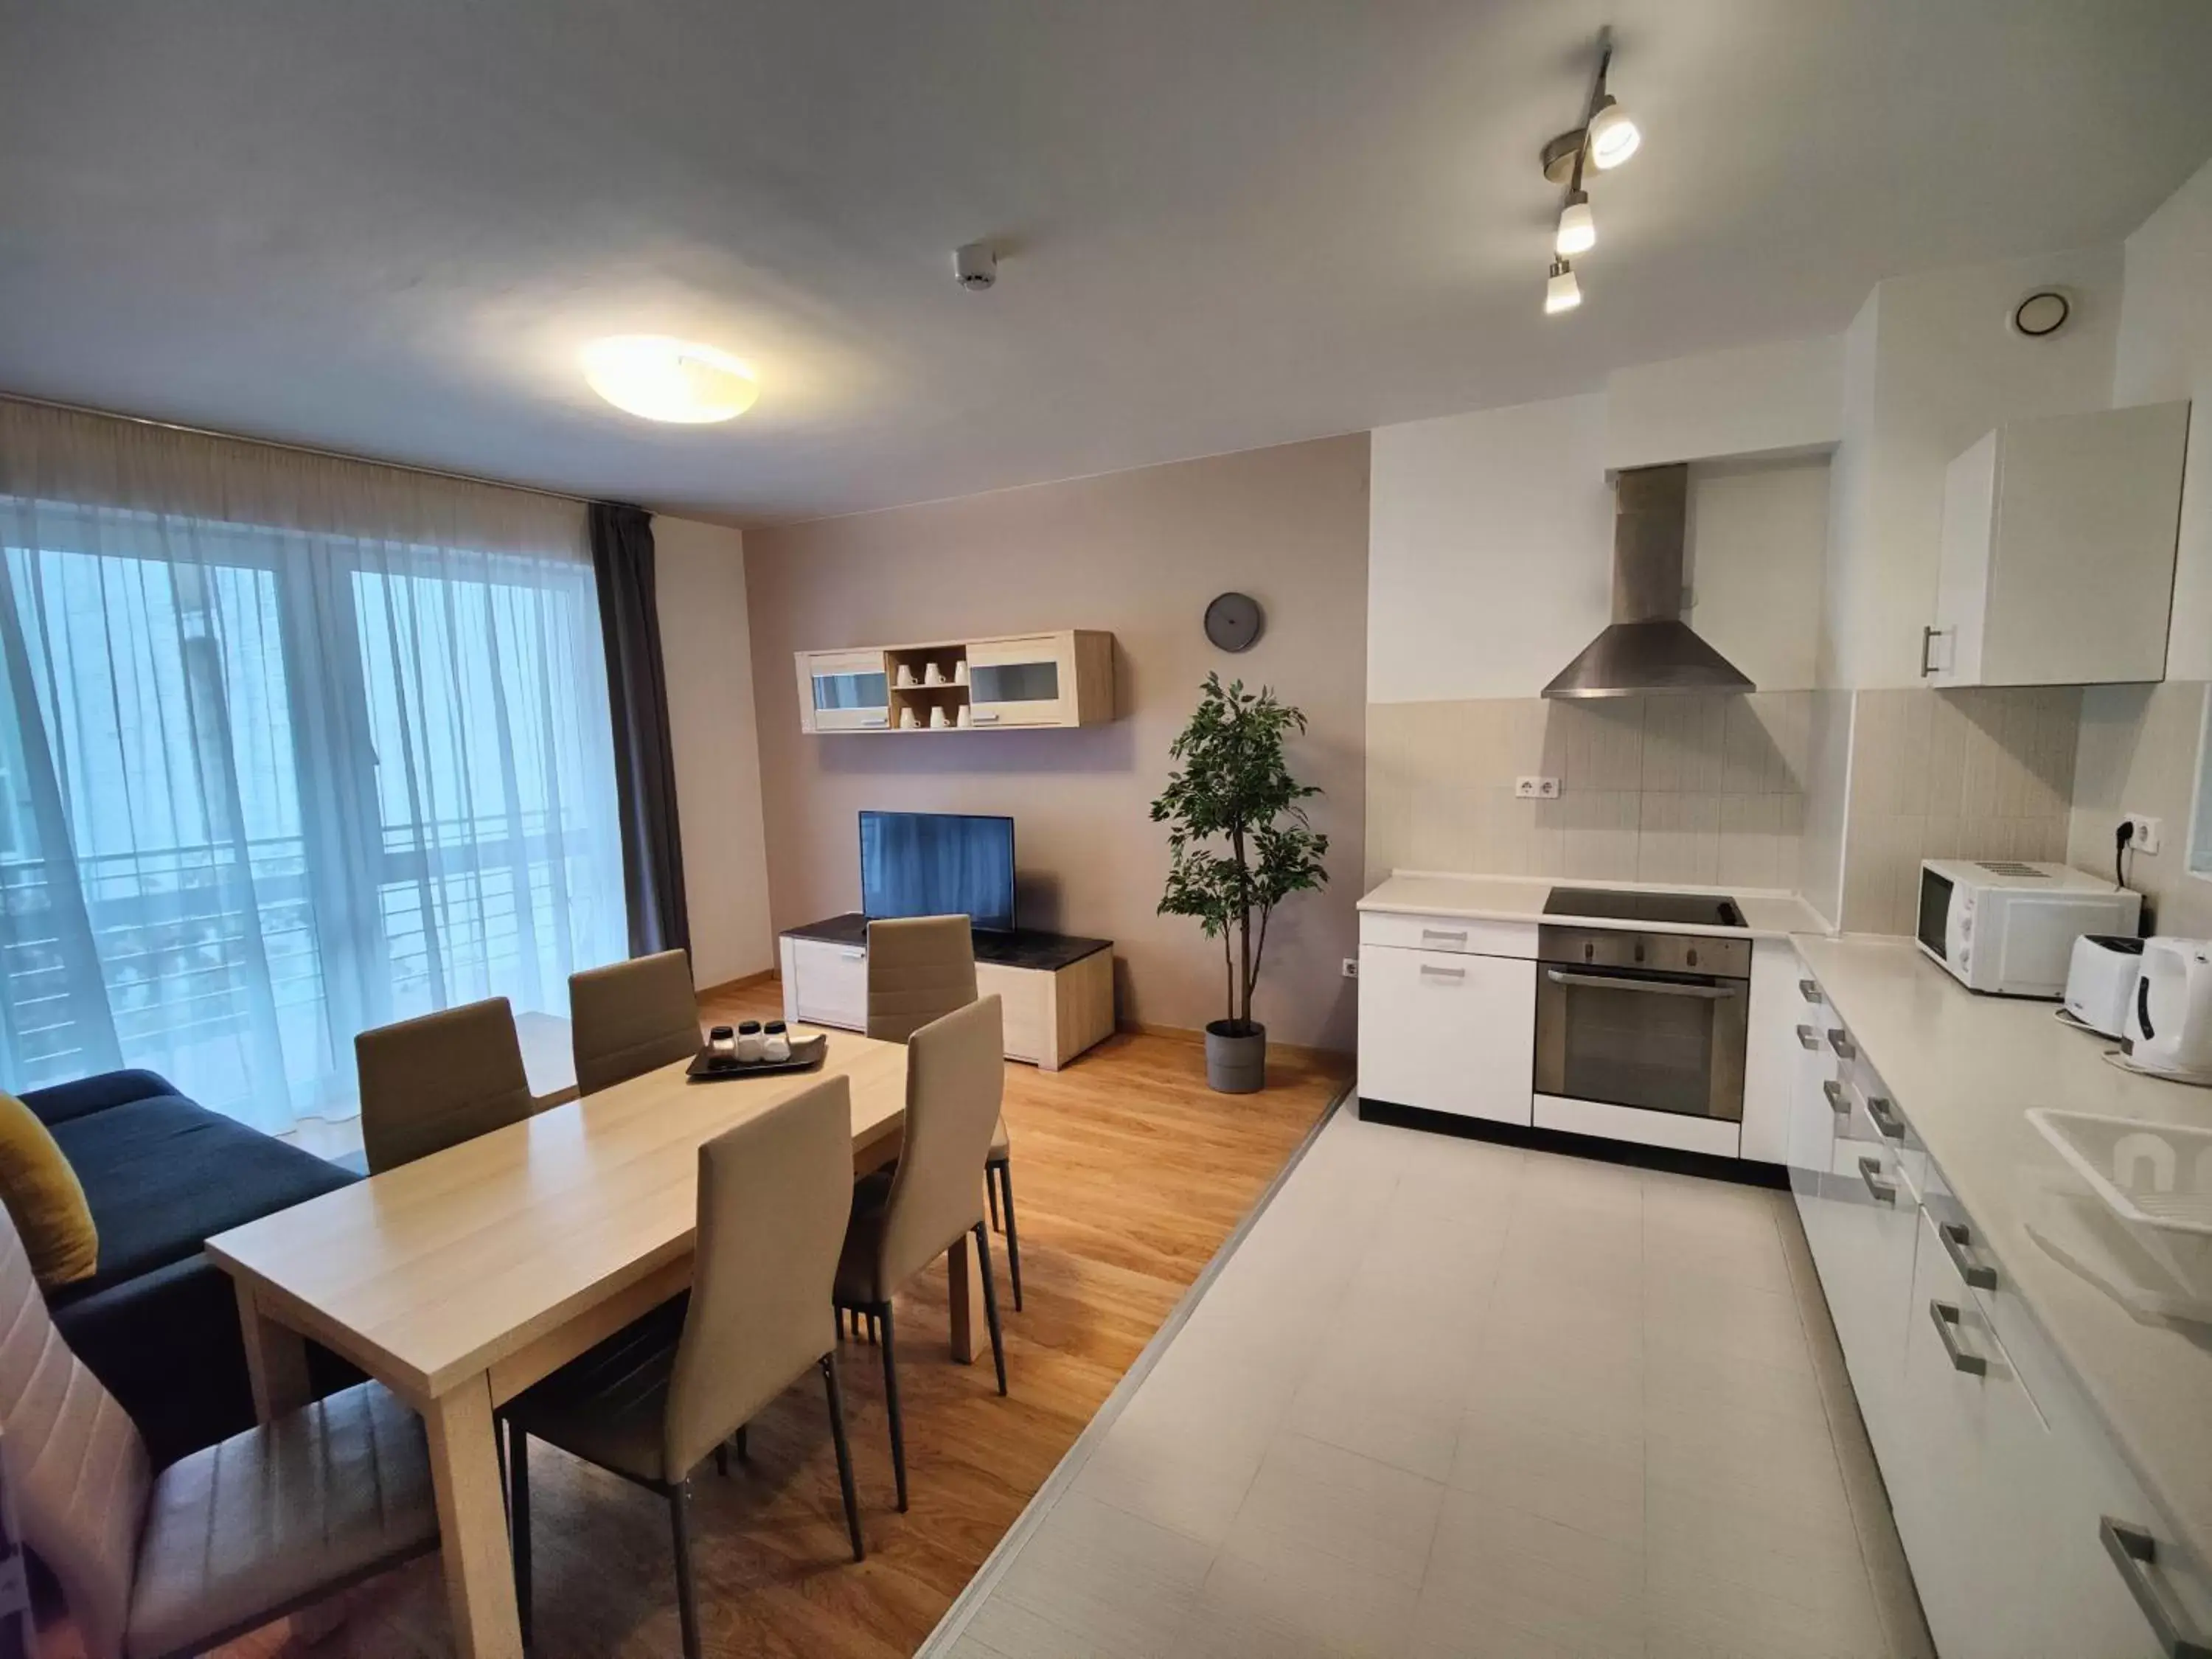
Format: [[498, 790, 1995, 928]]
[[582, 336, 759, 424], [2008, 289, 2072, 339], [1203, 592, 1265, 653]]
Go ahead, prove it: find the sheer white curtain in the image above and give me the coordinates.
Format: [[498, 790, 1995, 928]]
[[0, 401, 630, 1132]]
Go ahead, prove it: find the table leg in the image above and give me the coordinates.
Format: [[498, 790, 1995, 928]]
[[232, 1277, 312, 1424], [946, 1190, 987, 1364], [423, 1374, 525, 1659]]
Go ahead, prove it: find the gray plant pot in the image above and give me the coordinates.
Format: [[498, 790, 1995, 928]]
[[1205, 1020, 1267, 1094]]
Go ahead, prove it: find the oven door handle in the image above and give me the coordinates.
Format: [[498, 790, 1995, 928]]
[[1542, 969, 1742, 1000]]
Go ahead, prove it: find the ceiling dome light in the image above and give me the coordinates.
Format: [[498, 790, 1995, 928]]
[[1545, 258, 1582, 316], [1555, 191, 1596, 257], [582, 336, 759, 424], [1586, 96, 1641, 170]]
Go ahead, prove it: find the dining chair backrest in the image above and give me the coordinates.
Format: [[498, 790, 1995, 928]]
[[874, 995, 1004, 1291], [0, 1203, 150, 1659], [570, 949, 701, 1096], [664, 1076, 852, 1478], [355, 998, 535, 1175], [866, 915, 977, 1043]]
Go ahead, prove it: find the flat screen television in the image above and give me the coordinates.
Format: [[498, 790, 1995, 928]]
[[859, 810, 1017, 933]]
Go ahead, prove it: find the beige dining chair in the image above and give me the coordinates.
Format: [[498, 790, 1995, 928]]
[[355, 996, 535, 1174], [570, 947, 703, 1096], [866, 915, 1023, 1310], [504, 1075, 865, 1659], [836, 993, 1009, 1512], [0, 1206, 439, 1659]]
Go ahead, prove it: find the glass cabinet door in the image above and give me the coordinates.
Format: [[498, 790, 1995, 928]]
[[966, 636, 1068, 726], [801, 650, 888, 730]]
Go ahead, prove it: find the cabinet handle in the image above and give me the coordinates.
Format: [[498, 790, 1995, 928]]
[[1940, 1220, 1997, 1291], [862, 715, 888, 728], [1826, 1028, 1856, 1059], [2102, 1517, 2212, 1659], [1795, 1023, 1821, 1051], [1858, 1155, 1896, 1206], [1418, 963, 1467, 981], [1798, 977, 1821, 1004], [1420, 928, 1469, 943], [1867, 1096, 1907, 1142], [1822, 1078, 1850, 1116], [971, 711, 1001, 725], [1929, 1301, 1987, 1376], [840, 949, 866, 961], [1919, 625, 1940, 678]]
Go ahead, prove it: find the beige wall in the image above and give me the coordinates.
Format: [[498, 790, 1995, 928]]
[[743, 435, 1370, 1052], [1366, 693, 1811, 894], [655, 516, 774, 987], [2070, 682, 2212, 939]]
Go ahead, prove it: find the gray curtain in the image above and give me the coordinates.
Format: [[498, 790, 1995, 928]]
[[588, 502, 690, 956]]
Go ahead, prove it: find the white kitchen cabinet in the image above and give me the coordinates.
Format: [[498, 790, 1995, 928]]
[[1924, 401, 2190, 687], [1739, 939, 1804, 1166], [1357, 943, 1534, 1126], [1784, 975, 1837, 1217], [1815, 1054, 1921, 1468]]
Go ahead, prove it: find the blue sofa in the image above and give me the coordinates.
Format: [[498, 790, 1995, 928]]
[[21, 1068, 359, 1467]]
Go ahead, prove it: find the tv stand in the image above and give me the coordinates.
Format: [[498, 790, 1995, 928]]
[[778, 914, 1116, 1071]]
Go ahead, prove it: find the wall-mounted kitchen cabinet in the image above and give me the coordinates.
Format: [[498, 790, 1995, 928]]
[[1924, 401, 2189, 688], [794, 629, 1114, 734]]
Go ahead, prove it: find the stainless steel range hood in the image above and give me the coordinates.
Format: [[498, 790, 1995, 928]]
[[1542, 464, 1756, 699]]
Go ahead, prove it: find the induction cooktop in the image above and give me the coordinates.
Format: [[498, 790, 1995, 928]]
[[1541, 886, 1746, 929]]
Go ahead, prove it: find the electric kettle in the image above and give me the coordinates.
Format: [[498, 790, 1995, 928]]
[[2124, 937, 2212, 1082]]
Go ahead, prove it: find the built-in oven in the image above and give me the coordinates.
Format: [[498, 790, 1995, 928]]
[[1533, 925, 1751, 1123]]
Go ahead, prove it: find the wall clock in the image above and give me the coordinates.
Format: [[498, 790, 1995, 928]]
[[1203, 591, 1265, 653]]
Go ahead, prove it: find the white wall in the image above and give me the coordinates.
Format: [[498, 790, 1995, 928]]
[[1368, 393, 1613, 704], [1605, 336, 1843, 473], [2113, 152, 2212, 680], [1820, 246, 2124, 689], [1367, 390, 1832, 704], [653, 515, 773, 988]]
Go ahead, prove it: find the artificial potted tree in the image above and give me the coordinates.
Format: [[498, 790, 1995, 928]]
[[1151, 673, 1330, 1093]]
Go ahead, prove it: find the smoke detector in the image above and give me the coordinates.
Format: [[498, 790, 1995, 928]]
[[954, 241, 998, 291]]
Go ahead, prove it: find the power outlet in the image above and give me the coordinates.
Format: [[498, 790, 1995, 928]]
[[1515, 776, 1562, 800], [1342, 956, 1359, 979], [2124, 813, 2163, 856]]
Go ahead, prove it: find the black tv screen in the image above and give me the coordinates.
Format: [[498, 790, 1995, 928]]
[[859, 811, 1017, 933]]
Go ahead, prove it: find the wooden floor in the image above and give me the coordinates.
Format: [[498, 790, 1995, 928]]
[[49, 984, 1343, 1659]]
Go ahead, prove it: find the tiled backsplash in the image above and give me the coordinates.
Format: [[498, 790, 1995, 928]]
[[1367, 685, 2084, 939], [1365, 693, 1812, 891], [1840, 686, 2081, 934]]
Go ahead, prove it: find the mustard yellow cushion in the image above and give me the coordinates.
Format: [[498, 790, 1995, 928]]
[[0, 1091, 97, 1288]]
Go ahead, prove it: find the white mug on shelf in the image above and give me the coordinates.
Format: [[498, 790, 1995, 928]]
[[930, 704, 949, 728], [899, 705, 919, 729], [925, 661, 946, 686], [896, 664, 917, 688], [953, 660, 970, 686], [956, 704, 973, 728]]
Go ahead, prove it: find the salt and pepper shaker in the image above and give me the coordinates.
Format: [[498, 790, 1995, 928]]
[[734, 1020, 764, 1062], [708, 1024, 735, 1059], [762, 1020, 792, 1063]]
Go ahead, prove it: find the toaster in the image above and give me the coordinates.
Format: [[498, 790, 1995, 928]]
[[2126, 937, 2212, 1082], [2065, 934, 2144, 1038]]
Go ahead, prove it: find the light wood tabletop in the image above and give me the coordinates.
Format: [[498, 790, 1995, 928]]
[[205, 1026, 990, 1659]]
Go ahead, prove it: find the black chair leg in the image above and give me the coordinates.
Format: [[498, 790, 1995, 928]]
[[509, 1420, 532, 1650], [714, 1442, 729, 1478], [996, 1160, 1023, 1312], [878, 1300, 908, 1512], [735, 1423, 749, 1463], [821, 1352, 865, 1562], [973, 1222, 1008, 1397], [669, 1479, 702, 1659], [988, 1166, 1001, 1231]]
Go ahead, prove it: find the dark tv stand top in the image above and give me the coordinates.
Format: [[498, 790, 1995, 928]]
[[781, 913, 1111, 973]]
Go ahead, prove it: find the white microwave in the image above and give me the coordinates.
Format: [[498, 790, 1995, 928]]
[[1915, 859, 2142, 999]]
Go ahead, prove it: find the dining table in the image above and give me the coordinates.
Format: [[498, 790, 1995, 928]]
[[204, 1025, 989, 1659]]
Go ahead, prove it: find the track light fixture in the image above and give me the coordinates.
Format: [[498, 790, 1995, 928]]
[[1539, 27, 1638, 314]]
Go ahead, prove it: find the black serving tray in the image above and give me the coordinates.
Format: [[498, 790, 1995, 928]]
[[686, 1032, 830, 1081]]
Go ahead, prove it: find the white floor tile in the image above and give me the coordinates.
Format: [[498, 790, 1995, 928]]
[[992, 1490, 1215, 1655], [1221, 1431, 1447, 1591], [1413, 1488, 1645, 1659]]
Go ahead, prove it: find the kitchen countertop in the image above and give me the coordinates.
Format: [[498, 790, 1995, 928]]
[[1798, 933, 2212, 1571], [1357, 870, 1832, 939]]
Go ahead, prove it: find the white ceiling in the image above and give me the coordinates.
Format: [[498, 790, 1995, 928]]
[[4, 1, 2211, 524]]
